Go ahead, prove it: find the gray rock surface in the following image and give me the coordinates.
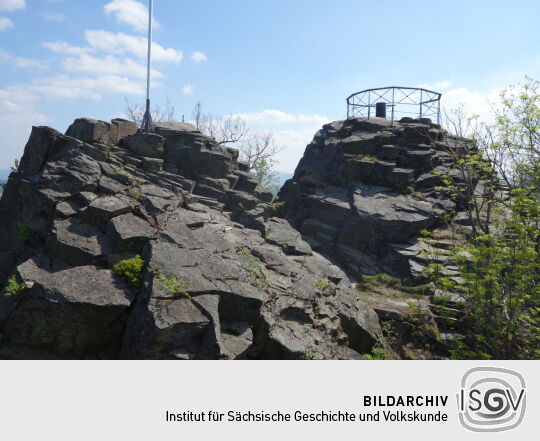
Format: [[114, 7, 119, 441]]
[[278, 117, 476, 281], [0, 117, 384, 359]]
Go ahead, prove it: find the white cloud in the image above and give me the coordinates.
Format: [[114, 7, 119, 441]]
[[41, 29, 179, 103], [30, 74, 146, 99], [104, 0, 157, 33], [182, 84, 194, 95], [0, 16, 13, 31], [441, 87, 501, 123], [84, 30, 182, 63], [231, 110, 331, 173], [272, 126, 324, 173], [14, 57, 49, 70], [41, 12, 65, 22], [191, 51, 207, 63], [61, 53, 162, 80], [0, 85, 49, 167], [42, 41, 92, 56], [0, 0, 25, 12], [0, 49, 49, 71], [233, 109, 330, 126], [0, 86, 45, 125], [418, 80, 453, 91]]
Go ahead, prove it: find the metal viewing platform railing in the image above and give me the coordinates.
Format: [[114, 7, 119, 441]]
[[346, 86, 442, 125]]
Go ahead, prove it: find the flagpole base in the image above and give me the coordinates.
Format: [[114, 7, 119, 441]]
[[139, 99, 154, 134]]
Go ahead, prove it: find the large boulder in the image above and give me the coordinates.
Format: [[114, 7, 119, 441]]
[[121, 133, 165, 159], [66, 118, 113, 145]]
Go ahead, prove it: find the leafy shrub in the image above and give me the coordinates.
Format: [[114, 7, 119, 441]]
[[113, 255, 145, 291], [448, 339, 492, 360], [406, 301, 432, 335], [363, 344, 394, 360], [4, 275, 25, 297]]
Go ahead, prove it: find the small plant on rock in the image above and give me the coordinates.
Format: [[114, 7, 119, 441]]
[[113, 255, 145, 291], [314, 277, 335, 295], [127, 180, 143, 201], [152, 270, 192, 299], [4, 275, 26, 296], [116, 166, 134, 185], [363, 344, 394, 360], [301, 348, 315, 360], [271, 199, 285, 213], [237, 249, 269, 287]]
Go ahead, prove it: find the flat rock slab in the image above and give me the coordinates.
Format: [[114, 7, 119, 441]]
[[48, 218, 109, 265], [85, 196, 131, 228], [265, 217, 312, 256], [347, 184, 434, 244], [106, 213, 155, 253]]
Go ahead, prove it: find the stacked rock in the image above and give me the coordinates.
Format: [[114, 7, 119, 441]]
[[0, 117, 383, 360]]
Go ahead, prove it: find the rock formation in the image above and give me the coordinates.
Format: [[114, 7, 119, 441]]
[[277, 117, 476, 351], [278, 117, 473, 282], [0, 117, 383, 360]]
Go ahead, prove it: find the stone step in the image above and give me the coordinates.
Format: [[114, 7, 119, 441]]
[[428, 304, 464, 319], [432, 290, 465, 308], [434, 315, 462, 332]]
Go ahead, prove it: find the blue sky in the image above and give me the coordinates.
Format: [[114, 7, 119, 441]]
[[1, 0, 540, 172]]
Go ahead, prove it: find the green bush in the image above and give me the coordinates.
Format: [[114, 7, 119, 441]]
[[113, 255, 145, 291], [4, 275, 26, 296], [406, 301, 432, 335], [363, 345, 394, 360]]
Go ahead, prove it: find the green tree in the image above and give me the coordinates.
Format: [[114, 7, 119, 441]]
[[430, 191, 540, 359], [430, 78, 540, 359], [252, 156, 280, 194], [469, 77, 540, 194]]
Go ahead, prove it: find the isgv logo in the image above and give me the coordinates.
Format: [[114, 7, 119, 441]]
[[457, 367, 526, 432]]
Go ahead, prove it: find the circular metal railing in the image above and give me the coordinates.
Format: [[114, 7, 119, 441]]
[[346, 86, 442, 124]]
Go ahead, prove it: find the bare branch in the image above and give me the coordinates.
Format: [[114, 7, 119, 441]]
[[124, 96, 176, 126]]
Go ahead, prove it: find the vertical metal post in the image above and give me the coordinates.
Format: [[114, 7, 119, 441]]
[[391, 87, 395, 123], [367, 91, 371, 119], [419, 89, 423, 119], [140, 0, 154, 133]]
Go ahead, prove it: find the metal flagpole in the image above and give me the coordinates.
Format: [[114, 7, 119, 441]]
[[140, 0, 154, 133]]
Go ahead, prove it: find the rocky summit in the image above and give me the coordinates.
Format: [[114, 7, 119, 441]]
[[0, 117, 385, 360], [278, 117, 473, 282]]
